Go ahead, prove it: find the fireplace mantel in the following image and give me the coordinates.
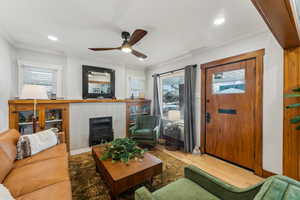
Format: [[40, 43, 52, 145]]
[[8, 98, 151, 151], [8, 98, 150, 104]]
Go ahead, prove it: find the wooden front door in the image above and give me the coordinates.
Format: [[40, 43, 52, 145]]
[[205, 58, 257, 170]]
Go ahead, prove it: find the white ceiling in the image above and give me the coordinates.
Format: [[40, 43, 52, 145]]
[[0, 0, 268, 68]]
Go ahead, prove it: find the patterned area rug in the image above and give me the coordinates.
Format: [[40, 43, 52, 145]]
[[69, 149, 188, 200]]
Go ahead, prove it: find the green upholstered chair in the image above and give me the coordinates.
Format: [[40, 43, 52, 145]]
[[130, 115, 160, 147], [135, 165, 300, 200]]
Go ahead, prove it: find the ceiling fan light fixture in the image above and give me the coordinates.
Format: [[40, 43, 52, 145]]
[[214, 17, 225, 26], [121, 44, 132, 53], [89, 29, 148, 59], [48, 35, 58, 41]]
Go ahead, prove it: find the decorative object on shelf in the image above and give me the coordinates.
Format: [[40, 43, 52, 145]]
[[20, 84, 48, 133], [47, 109, 61, 121], [19, 113, 26, 123], [138, 92, 145, 99], [50, 93, 56, 100], [286, 87, 300, 130], [100, 138, 146, 163]]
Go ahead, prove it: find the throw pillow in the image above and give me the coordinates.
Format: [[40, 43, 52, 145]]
[[0, 184, 14, 200], [16, 128, 59, 160]]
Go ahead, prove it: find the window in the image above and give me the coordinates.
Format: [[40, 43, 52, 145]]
[[19, 61, 62, 98], [212, 69, 245, 94], [128, 77, 145, 98], [160, 73, 184, 122]]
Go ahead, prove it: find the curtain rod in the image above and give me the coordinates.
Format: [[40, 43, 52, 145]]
[[152, 64, 197, 77]]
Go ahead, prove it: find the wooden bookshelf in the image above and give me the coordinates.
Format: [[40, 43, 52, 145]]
[[125, 99, 151, 137]]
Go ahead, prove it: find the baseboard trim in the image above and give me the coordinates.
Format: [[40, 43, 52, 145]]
[[262, 169, 276, 178]]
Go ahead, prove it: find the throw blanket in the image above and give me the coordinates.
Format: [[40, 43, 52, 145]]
[[17, 128, 58, 160]]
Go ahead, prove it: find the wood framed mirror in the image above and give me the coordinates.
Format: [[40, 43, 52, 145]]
[[82, 65, 115, 99]]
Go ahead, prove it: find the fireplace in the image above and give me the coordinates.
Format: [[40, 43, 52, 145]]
[[89, 117, 113, 146]]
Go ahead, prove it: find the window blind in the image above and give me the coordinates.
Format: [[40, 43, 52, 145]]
[[23, 65, 57, 95]]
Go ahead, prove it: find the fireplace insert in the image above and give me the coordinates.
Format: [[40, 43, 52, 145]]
[[89, 117, 113, 146]]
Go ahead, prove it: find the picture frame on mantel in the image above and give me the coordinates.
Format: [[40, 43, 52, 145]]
[[82, 65, 116, 99]]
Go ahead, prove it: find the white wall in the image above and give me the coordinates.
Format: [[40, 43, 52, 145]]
[[0, 35, 17, 132], [146, 31, 283, 174]]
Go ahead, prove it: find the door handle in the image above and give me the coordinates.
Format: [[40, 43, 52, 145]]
[[205, 112, 211, 123]]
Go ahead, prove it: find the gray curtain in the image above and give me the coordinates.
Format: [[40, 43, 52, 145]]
[[152, 74, 161, 117], [152, 74, 163, 139], [184, 65, 197, 153]]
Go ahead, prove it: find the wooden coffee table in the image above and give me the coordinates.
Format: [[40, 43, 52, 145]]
[[92, 145, 163, 200]]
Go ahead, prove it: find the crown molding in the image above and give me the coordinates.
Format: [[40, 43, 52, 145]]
[[0, 27, 17, 46], [14, 42, 66, 56]]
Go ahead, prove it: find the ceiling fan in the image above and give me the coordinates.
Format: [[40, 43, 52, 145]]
[[89, 29, 148, 60]]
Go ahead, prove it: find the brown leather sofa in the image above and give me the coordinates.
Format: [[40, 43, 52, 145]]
[[0, 129, 72, 200]]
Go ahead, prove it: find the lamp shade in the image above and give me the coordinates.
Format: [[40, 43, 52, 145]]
[[168, 110, 181, 121], [20, 84, 48, 99]]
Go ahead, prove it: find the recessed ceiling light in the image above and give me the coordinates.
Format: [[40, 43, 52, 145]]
[[214, 17, 225, 26], [139, 57, 145, 61], [48, 35, 58, 41]]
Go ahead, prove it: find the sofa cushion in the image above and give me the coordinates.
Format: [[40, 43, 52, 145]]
[[0, 129, 20, 161], [14, 144, 67, 168], [16, 181, 71, 200], [153, 178, 220, 200], [131, 129, 155, 140], [0, 148, 13, 183], [134, 128, 153, 135], [4, 156, 69, 197], [254, 175, 300, 200]]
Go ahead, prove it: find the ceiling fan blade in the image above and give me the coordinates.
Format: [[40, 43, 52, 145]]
[[128, 29, 147, 46], [89, 47, 120, 51], [131, 49, 147, 59]]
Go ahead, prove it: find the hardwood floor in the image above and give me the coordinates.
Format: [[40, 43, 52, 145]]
[[156, 145, 264, 188]]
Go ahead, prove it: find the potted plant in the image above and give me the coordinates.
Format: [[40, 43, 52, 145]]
[[286, 87, 300, 130], [100, 138, 146, 163]]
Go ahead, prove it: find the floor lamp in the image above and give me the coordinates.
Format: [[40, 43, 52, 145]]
[[20, 85, 48, 133]]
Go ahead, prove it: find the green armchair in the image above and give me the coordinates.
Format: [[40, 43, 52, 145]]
[[130, 115, 160, 147], [135, 165, 300, 200]]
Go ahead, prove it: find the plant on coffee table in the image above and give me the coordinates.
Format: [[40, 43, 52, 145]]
[[100, 138, 146, 163]]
